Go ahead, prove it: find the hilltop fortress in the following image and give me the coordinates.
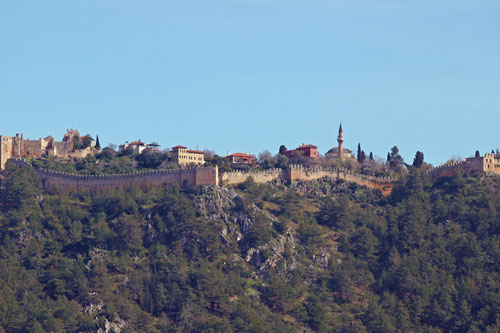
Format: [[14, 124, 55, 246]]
[[0, 129, 94, 170], [18, 153, 497, 197], [2, 127, 500, 195], [429, 153, 500, 179], [11, 159, 397, 196]]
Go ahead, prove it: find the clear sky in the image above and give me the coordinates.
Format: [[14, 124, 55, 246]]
[[1, 0, 499, 165]]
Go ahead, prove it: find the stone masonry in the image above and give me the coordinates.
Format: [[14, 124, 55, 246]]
[[0, 129, 94, 170], [429, 153, 500, 179], [9, 159, 396, 195], [33, 165, 219, 193]]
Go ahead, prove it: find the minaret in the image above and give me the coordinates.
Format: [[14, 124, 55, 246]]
[[337, 123, 344, 159]]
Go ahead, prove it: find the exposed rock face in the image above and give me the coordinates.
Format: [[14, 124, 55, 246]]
[[196, 186, 245, 243], [97, 317, 129, 333], [194, 185, 335, 278]]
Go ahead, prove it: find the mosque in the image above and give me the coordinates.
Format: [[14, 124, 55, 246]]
[[325, 124, 354, 160]]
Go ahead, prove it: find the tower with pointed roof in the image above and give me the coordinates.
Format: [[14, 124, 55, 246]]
[[337, 124, 344, 160], [325, 123, 354, 160]]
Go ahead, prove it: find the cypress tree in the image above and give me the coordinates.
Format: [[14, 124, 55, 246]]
[[359, 150, 366, 164], [369, 152, 374, 161], [95, 135, 101, 150]]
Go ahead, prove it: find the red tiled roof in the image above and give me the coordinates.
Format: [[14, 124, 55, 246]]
[[227, 153, 255, 158], [172, 145, 187, 149], [129, 140, 146, 146], [187, 149, 204, 154], [297, 144, 317, 149]]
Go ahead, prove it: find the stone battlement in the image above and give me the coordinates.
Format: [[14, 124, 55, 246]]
[[222, 168, 284, 185], [223, 164, 397, 195], [428, 161, 468, 178], [8, 160, 397, 195], [429, 154, 500, 179], [10, 159, 218, 193], [286, 164, 397, 182]]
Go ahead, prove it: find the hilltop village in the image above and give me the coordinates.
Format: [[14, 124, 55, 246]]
[[1, 126, 500, 193], [0, 125, 355, 171]]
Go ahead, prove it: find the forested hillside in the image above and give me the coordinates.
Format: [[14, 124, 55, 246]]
[[1, 163, 500, 332]]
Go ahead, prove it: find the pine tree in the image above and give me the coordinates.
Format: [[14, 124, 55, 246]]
[[389, 146, 403, 168], [369, 152, 374, 161], [95, 135, 101, 150], [412, 151, 424, 168]]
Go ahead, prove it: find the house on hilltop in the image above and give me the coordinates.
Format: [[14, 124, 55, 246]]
[[171, 145, 205, 166], [147, 142, 161, 152], [227, 153, 257, 168], [119, 140, 162, 154], [282, 144, 320, 166], [119, 140, 147, 154], [283, 144, 320, 160]]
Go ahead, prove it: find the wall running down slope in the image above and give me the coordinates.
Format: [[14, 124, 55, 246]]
[[223, 165, 397, 195], [10, 159, 398, 195]]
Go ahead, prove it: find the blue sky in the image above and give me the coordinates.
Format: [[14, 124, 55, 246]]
[[1, 0, 499, 165]]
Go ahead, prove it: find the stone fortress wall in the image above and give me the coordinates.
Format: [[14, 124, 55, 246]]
[[220, 165, 397, 194], [14, 154, 500, 196], [32, 164, 219, 193], [428, 161, 471, 179], [10, 160, 397, 195], [429, 153, 500, 179], [221, 168, 285, 185], [26, 158, 500, 195]]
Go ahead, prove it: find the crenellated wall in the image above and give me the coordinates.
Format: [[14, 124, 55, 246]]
[[221, 168, 284, 185], [428, 156, 500, 180], [287, 165, 397, 195], [428, 161, 470, 179], [223, 165, 397, 195], [27, 164, 219, 193], [8, 159, 396, 195]]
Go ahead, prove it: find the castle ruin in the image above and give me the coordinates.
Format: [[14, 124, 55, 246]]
[[0, 129, 94, 170], [429, 152, 500, 179]]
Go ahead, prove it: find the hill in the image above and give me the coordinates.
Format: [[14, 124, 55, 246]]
[[0, 163, 500, 332]]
